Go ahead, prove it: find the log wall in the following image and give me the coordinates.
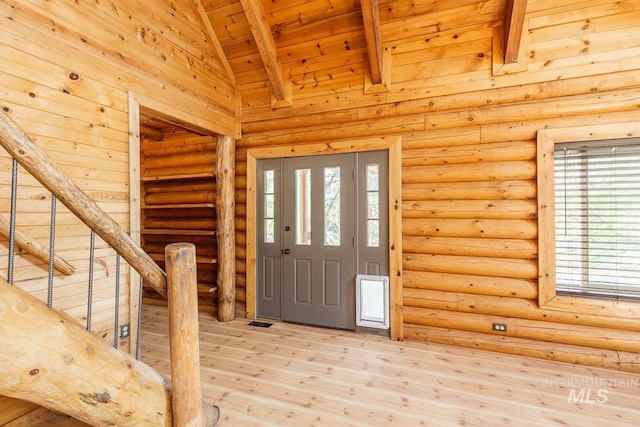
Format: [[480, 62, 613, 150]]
[[140, 126, 219, 312], [234, 0, 640, 372], [0, 0, 235, 417]]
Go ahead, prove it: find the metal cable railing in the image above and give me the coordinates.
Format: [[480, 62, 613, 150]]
[[0, 109, 216, 425], [3, 159, 141, 355], [46, 195, 57, 309], [7, 159, 18, 285]]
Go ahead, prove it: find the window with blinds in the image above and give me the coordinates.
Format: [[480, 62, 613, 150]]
[[554, 138, 640, 300]]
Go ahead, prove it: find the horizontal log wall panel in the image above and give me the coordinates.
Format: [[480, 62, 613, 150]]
[[144, 151, 217, 170], [402, 141, 536, 167], [144, 164, 217, 179], [402, 200, 537, 220], [403, 253, 537, 280], [402, 218, 537, 239], [144, 191, 217, 205], [423, 88, 640, 131], [403, 180, 537, 201], [479, 110, 640, 144], [403, 307, 640, 353], [144, 179, 216, 195], [402, 324, 628, 372], [242, 66, 640, 128], [402, 270, 537, 299], [142, 139, 218, 158], [405, 289, 640, 332], [402, 236, 537, 259]]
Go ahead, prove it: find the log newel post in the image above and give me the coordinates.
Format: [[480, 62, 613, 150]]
[[216, 135, 236, 321], [166, 243, 204, 427]]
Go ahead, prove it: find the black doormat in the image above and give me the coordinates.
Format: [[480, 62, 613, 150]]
[[248, 321, 273, 328]]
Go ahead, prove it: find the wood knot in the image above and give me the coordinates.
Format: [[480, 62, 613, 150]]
[[29, 368, 40, 376], [69, 72, 79, 81]]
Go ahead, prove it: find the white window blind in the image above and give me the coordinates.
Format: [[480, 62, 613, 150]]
[[554, 138, 640, 300]]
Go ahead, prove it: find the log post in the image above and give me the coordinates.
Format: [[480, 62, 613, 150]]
[[165, 243, 205, 427], [216, 135, 236, 321]]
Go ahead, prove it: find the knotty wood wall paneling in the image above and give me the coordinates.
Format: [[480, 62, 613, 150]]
[[233, 0, 640, 371], [0, 0, 233, 320], [0, 0, 235, 416]]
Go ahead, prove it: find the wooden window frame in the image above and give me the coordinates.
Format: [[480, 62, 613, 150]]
[[537, 122, 640, 318], [245, 136, 403, 340]]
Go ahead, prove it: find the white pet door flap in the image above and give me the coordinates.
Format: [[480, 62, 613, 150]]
[[356, 274, 389, 329]]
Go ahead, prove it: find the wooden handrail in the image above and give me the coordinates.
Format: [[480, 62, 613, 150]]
[[0, 110, 167, 298], [0, 273, 219, 426], [0, 213, 76, 276], [0, 276, 172, 426], [0, 110, 219, 425]]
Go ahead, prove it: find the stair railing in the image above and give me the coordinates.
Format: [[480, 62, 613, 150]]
[[0, 109, 217, 426]]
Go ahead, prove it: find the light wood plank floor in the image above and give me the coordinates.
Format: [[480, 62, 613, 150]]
[[140, 305, 640, 426]]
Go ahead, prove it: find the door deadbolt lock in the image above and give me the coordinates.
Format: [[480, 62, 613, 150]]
[[285, 225, 291, 231], [283, 249, 291, 255]]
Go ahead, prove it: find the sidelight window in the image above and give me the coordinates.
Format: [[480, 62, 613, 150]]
[[366, 163, 380, 247], [263, 169, 275, 243], [295, 168, 311, 245], [324, 166, 341, 246]]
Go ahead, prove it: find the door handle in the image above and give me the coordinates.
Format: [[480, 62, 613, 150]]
[[283, 249, 291, 255]]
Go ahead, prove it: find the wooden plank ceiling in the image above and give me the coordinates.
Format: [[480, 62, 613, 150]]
[[199, 0, 527, 105]]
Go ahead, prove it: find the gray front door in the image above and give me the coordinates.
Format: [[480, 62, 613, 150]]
[[281, 153, 356, 329], [256, 151, 388, 330]]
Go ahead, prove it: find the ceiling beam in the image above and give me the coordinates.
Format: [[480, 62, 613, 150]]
[[195, 0, 236, 85], [360, 0, 383, 85], [239, 0, 291, 106], [503, 0, 528, 64]]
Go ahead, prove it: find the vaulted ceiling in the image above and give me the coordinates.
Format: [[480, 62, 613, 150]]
[[196, 0, 527, 107]]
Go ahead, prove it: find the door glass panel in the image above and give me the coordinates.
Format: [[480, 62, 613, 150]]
[[366, 164, 380, 247], [295, 168, 311, 245], [324, 166, 341, 246], [264, 170, 275, 243]]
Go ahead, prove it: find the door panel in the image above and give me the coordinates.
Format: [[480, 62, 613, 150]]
[[294, 258, 312, 304], [256, 151, 388, 330], [256, 159, 282, 319], [282, 154, 356, 329], [357, 151, 389, 277]]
